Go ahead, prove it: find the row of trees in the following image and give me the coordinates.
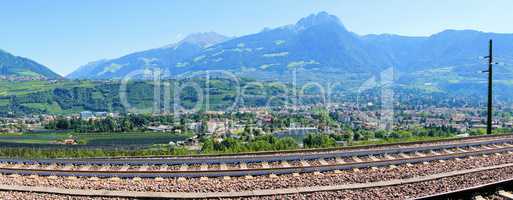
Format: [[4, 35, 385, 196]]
[[0, 147, 191, 159], [338, 126, 458, 142], [201, 135, 298, 154], [44, 114, 169, 133]]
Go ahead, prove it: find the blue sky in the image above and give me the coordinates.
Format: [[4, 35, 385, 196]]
[[1, 0, 512, 75]]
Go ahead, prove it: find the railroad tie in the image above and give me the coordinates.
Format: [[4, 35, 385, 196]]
[[482, 145, 492, 150], [244, 175, 253, 179], [335, 157, 345, 164], [406, 163, 413, 167], [504, 143, 513, 148], [456, 148, 467, 153], [132, 177, 142, 182], [430, 150, 441, 156], [443, 149, 454, 154], [454, 158, 461, 161], [352, 168, 360, 172], [99, 165, 110, 171], [200, 164, 208, 171], [423, 161, 430, 165], [154, 177, 164, 182], [352, 156, 363, 162], [439, 160, 446, 163], [399, 153, 410, 159], [313, 171, 323, 176], [369, 155, 380, 161], [8, 174, 20, 178], [81, 165, 92, 171], [220, 163, 228, 170], [45, 164, 57, 170], [120, 165, 129, 171], [371, 167, 379, 171], [109, 177, 120, 182], [389, 165, 397, 169], [239, 162, 248, 170], [482, 154, 489, 158], [67, 176, 77, 180], [200, 177, 209, 181], [300, 160, 310, 167], [179, 164, 188, 171], [61, 165, 73, 170], [414, 152, 426, 157], [89, 177, 100, 181], [494, 144, 504, 148], [318, 158, 328, 165], [293, 172, 301, 177], [27, 174, 38, 179], [30, 164, 42, 169], [498, 190, 513, 199], [25, 164, 39, 169], [261, 162, 270, 169], [333, 170, 342, 174], [508, 151, 513, 155], [474, 195, 486, 200], [11, 164, 22, 169], [281, 161, 291, 168], [469, 146, 479, 151], [177, 177, 187, 182], [384, 154, 395, 160], [495, 152, 502, 156], [159, 165, 168, 171], [269, 174, 278, 178], [139, 165, 149, 171], [223, 176, 231, 180]]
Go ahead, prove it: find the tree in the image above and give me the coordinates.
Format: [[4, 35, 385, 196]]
[[303, 134, 336, 148], [274, 137, 298, 150], [56, 118, 71, 129], [201, 139, 215, 153]]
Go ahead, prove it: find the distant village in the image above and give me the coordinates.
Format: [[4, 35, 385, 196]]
[[2, 103, 513, 138]]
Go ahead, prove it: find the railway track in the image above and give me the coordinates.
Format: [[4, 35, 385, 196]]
[[2, 139, 513, 178], [2, 157, 513, 199]]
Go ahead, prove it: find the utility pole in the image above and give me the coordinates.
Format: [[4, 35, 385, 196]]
[[486, 40, 493, 135]]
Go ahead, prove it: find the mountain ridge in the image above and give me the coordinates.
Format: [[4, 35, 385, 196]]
[[67, 12, 513, 85], [0, 50, 62, 80], [66, 32, 230, 79]]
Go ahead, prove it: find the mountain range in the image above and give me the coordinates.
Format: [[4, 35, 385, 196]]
[[0, 49, 61, 79], [66, 32, 230, 79], [3, 11, 513, 89], [64, 12, 513, 87]]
